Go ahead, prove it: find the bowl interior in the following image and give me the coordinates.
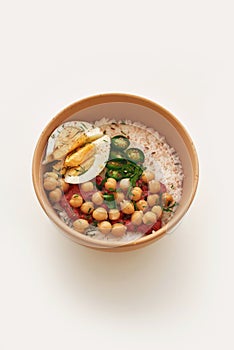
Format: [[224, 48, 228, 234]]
[[33, 94, 198, 251]]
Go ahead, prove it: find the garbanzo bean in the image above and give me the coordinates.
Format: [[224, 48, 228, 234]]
[[69, 194, 83, 208], [80, 181, 94, 192], [111, 223, 127, 237], [81, 201, 94, 214], [114, 191, 125, 203], [91, 191, 104, 205], [148, 180, 161, 193], [73, 219, 89, 233], [136, 199, 148, 212], [58, 178, 70, 193], [142, 211, 157, 225], [151, 205, 162, 219], [147, 194, 160, 207], [129, 187, 142, 201], [49, 188, 62, 203], [43, 177, 58, 191], [131, 211, 143, 226], [141, 170, 155, 183], [43, 172, 59, 180], [119, 178, 131, 191], [92, 207, 108, 221], [120, 200, 135, 214], [109, 209, 120, 221], [105, 178, 117, 191], [98, 221, 112, 235]]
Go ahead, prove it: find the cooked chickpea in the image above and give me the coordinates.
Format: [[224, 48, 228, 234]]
[[141, 170, 155, 183], [131, 211, 143, 226], [106, 178, 117, 186], [109, 209, 120, 221], [119, 178, 131, 191], [81, 201, 94, 214], [142, 211, 157, 225], [148, 180, 161, 193], [129, 187, 142, 201], [98, 221, 112, 235], [136, 199, 148, 212], [43, 172, 59, 180], [161, 193, 174, 207], [80, 181, 94, 192], [73, 219, 89, 233], [43, 177, 58, 191], [151, 205, 163, 219], [91, 191, 104, 205], [58, 178, 70, 193], [69, 194, 83, 208], [111, 223, 127, 237], [147, 194, 160, 207], [114, 191, 125, 203], [105, 178, 117, 191], [92, 207, 108, 221], [49, 188, 62, 203], [120, 200, 135, 214]]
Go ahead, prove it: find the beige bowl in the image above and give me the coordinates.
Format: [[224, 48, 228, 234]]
[[32, 93, 199, 252]]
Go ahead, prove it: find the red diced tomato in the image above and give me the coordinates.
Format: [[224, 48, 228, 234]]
[[159, 183, 166, 193]]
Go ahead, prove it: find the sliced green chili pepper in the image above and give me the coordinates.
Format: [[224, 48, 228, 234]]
[[106, 159, 127, 170], [111, 135, 130, 150], [106, 169, 123, 181], [125, 148, 145, 163], [103, 194, 115, 201], [109, 150, 125, 159]]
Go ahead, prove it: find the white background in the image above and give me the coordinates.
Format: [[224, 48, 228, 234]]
[[0, 1, 233, 349]]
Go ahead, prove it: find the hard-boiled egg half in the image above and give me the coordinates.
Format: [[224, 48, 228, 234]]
[[43, 121, 111, 184]]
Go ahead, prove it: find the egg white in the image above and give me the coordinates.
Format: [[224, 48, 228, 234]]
[[64, 135, 111, 184]]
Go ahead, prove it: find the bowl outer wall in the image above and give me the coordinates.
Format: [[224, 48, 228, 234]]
[[32, 93, 199, 252]]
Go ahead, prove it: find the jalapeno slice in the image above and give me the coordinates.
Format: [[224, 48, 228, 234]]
[[125, 148, 145, 163], [111, 135, 130, 151], [106, 159, 127, 170], [109, 149, 125, 159], [106, 169, 123, 181]]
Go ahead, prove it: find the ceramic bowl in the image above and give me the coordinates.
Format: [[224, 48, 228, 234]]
[[32, 93, 199, 252]]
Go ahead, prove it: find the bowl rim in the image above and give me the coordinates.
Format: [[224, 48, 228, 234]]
[[32, 92, 199, 250]]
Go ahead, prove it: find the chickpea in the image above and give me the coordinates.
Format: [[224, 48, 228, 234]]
[[142, 211, 157, 225], [105, 178, 117, 191], [148, 180, 161, 194], [109, 209, 120, 221], [136, 199, 148, 212], [49, 188, 62, 203], [69, 194, 83, 208], [43, 177, 58, 191], [119, 178, 131, 191], [92, 207, 108, 221], [73, 219, 89, 233], [43, 172, 59, 180], [131, 211, 143, 226], [151, 205, 163, 219], [114, 191, 125, 203], [80, 181, 94, 192], [147, 194, 160, 207], [91, 191, 104, 205], [111, 223, 127, 237], [141, 170, 155, 183], [81, 201, 94, 214], [129, 187, 142, 201], [120, 200, 135, 214], [58, 178, 70, 193], [98, 221, 112, 235], [161, 193, 174, 207]]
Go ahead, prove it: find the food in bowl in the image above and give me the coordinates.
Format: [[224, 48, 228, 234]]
[[41, 117, 184, 242]]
